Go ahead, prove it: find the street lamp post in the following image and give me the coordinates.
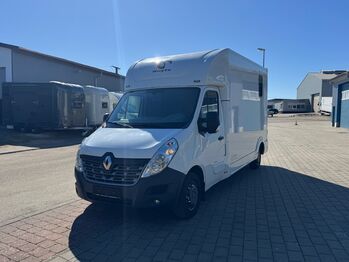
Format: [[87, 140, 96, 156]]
[[257, 48, 266, 68]]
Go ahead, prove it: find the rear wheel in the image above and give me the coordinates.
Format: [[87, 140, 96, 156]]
[[173, 173, 201, 219], [250, 151, 261, 169]]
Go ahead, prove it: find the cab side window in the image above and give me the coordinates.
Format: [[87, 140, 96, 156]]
[[198, 91, 220, 133]]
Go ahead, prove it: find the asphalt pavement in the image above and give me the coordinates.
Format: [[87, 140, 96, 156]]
[[1, 116, 349, 261], [0, 131, 83, 225]]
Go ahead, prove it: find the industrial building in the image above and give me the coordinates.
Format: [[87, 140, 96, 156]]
[[331, 72, 349, 128], [0, 42, 125, 123], [0, 42, 125, 97], [296, 70, 344, 113], [268, 99, 311, 113]]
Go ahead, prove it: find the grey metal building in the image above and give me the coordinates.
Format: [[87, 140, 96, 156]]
[[331, 72, 349, 128], [0, 42, 125, 101], [268, 99, 283, 109], [296, 71, 344, 112], [268, 99, 311, 113]]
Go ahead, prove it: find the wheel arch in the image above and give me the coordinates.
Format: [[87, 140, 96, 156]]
[[188, 165, 205, 196], [188, 165, 204, 183], [256, 136, 266, 155]]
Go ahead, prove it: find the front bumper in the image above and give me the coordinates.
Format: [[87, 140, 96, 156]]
[[75, 167, 185, 208]]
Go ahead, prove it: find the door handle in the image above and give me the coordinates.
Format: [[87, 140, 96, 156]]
[[218, 136, 224, 141]]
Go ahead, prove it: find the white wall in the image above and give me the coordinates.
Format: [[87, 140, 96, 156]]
[[0, 47, 12, 81], [297, 73, 322, 100], [0, 46, 12, 99]]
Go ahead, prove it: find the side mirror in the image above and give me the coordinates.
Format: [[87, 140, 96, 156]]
[[206, 112, 219, 133], [103, 113, 109, 122]]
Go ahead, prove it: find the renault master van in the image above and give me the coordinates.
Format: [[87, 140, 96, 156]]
[[74, 48, 268, 218]]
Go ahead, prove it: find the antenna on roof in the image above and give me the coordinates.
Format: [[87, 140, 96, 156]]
[[111, 66, 120, 75]]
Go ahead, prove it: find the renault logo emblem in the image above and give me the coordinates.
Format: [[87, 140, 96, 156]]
[[103, 156, 112, 170], [157, 61, 166, 69]]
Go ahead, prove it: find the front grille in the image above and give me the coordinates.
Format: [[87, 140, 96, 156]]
[[80, 154, 149, 186]]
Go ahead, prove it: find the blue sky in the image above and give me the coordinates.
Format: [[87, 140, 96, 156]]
[[0, 0, 348, 98]]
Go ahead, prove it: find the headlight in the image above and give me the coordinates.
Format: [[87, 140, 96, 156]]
[[142, 138, 178, 177], [75, 148, 83, 172]]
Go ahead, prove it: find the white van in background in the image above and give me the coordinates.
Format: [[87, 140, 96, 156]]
[[75, 48, 268, 218], [84, 86, 110, 127]]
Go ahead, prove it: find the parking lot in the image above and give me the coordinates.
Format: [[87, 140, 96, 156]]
[[1, 116, 349, 261], [0, 130, 83, 225]]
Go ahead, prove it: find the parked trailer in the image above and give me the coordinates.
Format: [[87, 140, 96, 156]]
[[108, 92, 123, 112], [2, 81, 85, 131], [84, 86, 110, 127], [74, 48, 268, 218]]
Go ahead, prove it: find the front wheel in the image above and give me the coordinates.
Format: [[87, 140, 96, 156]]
[[250, 151, 261, 169], [173, 173, 201, 219]]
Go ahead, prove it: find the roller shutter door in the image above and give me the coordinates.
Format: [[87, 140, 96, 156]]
[[340, 83, 349, 128]]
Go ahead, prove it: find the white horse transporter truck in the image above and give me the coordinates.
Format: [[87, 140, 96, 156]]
[[75, 48, 268, 218]]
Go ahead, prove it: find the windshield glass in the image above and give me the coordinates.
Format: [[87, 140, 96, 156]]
[[107, 88, 200, 128]]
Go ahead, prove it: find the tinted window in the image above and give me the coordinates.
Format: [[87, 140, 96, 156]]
[[107, 88, 200, 128], [199, 91, 219, 129], [258, 75, 263, 97]]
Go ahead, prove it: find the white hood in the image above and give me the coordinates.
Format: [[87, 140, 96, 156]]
[[80, 127, 181, 158]]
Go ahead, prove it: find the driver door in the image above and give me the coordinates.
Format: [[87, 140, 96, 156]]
[[198, 89, 226, 188]]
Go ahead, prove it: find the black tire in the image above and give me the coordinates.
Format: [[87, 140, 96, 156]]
[[173, 173, 201, 219], [250, 151, 261, 169]]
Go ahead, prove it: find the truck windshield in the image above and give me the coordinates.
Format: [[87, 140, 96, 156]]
[[107, 88, 200, 129]]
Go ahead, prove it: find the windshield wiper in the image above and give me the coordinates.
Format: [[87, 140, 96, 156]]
[[107, 121, 133, 128]]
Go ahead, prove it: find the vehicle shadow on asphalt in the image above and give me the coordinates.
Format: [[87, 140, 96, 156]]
[[0, 129, 84, 150], [68, 166, 349, 261]]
